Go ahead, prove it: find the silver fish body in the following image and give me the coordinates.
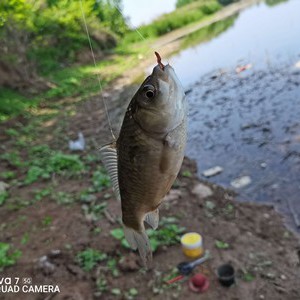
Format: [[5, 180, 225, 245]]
[[100, 63, 187, 266]]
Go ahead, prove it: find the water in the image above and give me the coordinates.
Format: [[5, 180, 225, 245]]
[[170, 0, 300, 86], [166, 0, 300, 228]]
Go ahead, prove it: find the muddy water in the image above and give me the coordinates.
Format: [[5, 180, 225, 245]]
[[168, 0, 300, 229]]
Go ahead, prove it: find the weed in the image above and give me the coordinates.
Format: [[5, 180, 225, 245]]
[[111, 288, 121, 296], [82, 201, 107, 221], [5, 128, 19, 137], [0, 171, 16, 180], [1, 151, 23, 168], [92, 169, 111, 192], [215, 240, 229, 249], [0, 243, 21, 271], [111, 218, 185, 252], [42, 216, 53, 226], [242, 271, 255, 282], [34, 187, 52, 201], [21, 233, 29, 245], [25, 145, 85, 184], [76, 248, 107, 272], [0, 191, 9, 206], [53, 191, 74, 205], [182, 170, 192, 177], [125, 288, 138, 300], [107, 258, 119, 277]]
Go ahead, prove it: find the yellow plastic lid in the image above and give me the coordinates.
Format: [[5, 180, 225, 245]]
[[181, 232, 202, 249]]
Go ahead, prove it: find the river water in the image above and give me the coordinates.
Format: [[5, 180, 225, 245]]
[[167, 0, 300, 229]]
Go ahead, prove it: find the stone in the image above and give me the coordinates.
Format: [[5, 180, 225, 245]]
[[202, 166, 223, 177], [192, 183, 213, 198], [231, 176, 251, 189], [0, 182, 9, 193]]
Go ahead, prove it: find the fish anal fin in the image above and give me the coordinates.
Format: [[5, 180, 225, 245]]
[[123, 224, 152, 268], [144, 209, 159, 230], [99, 142, 120, 201]]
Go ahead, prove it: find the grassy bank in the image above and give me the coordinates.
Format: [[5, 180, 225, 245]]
[[0, 0, 237, 121]]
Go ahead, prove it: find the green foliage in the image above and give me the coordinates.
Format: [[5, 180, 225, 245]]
[[76, 248, 107, 271], [0, 171, 16, 180], [1, 151, 23, 167], [215, 240, 229, 249], [0, 191, 9, 206], [0, 0, 127, 75], [110, 218, 185, 252], [0, 242, 21, 271], [123, 0, 221, 44], [42, 216, 53, 226], [92, 169, 111, 192], [242, 272, 255, 282], [265, 0, 288, 6], [25, 145, 85, 184]]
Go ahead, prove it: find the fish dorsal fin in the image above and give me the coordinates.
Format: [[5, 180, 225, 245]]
[[99, 142, 120, 201]]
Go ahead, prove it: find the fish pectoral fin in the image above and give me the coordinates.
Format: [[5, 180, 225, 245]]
[[123, 224, 152, 268], [144, 209, 159, 230], [99, 142, 120, 201]]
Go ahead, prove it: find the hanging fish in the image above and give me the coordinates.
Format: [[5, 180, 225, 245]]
[[100, 52, 187, 266]]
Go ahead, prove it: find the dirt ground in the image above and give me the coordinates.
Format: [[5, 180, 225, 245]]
[[1, 75, 300, 300]]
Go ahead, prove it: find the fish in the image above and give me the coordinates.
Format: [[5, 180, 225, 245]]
[[100, 52, 187, 266]]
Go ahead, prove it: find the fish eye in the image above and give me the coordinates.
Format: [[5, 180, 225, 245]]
[[143, 85, 155, 99]]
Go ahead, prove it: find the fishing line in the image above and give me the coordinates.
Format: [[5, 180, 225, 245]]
[[79, 0, 116, 140]]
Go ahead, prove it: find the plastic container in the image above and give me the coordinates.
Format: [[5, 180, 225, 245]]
[[217, 264, 235, 287], [180, 232, 204, 258]]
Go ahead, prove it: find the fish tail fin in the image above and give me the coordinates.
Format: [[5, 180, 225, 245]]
[[123, 224, 152, 268]]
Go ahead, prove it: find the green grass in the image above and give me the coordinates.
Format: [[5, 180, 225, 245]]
[[0, 88, 37, 121], [122, 0, 221, 44]]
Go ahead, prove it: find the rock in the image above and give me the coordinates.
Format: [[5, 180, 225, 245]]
[[48, 249, 62, 258], [192, 183, 213, 198], [260, 162, 267, 168], [280, 274, 287, 280], [37, 255, 55, 275], [202, 166, 223, 177], [0, 181, 9, 192], [69, 132, 85, 151], [165, 189, 182, 202], [231, 176, 251, 189]]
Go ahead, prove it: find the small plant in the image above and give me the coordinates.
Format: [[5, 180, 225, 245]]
[[0, 191, 9, 206], [0, 243, 21, 271], [125, 288, 138, 299], [182, 170, 192, 177], [215, 240, 229, 249], [242, 271, 255, 282], [92, 169, 111, 192], [53, 191, 74, 205], [107, 258, 119, 277], [21, 233, 29, 245], [0, 171, 16, 180], [82, 202, 107, 221], [76, 248, 107, 272], [1, 151, 23, 167], [34, 187, 52, 201], [42, 216, 53, 226]]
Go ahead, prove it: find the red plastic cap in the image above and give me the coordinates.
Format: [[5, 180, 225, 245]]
[[188, 274, 210, 293]]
